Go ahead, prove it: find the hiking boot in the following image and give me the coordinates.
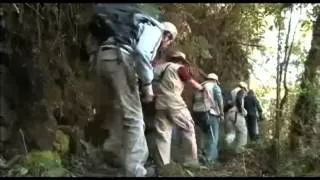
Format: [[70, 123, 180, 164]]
[[199, 157, 206, 165], [235, 147, 246, 154], [145, 166, 157, 177], [210, 161, 222, 168]]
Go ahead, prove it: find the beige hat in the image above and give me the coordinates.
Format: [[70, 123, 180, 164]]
[[239, 81, 248, 91], [162, 21, 178, 40], [169, 51, 192, 65], [206, 73, 220, 84], [170, 51, 186, 59]]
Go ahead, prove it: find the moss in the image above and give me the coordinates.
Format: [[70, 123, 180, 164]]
[[44, 84, 62, 106], [53, 130, 70, 156], [25, 150, 61, 165], [8, 150, 69, 177]]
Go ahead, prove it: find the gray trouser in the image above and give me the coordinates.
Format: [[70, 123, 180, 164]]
[[94, 47, 148, 177], [225, 110, 248, 153]]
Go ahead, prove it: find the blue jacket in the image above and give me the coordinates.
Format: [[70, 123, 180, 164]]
[[244, 95, 262, 117]]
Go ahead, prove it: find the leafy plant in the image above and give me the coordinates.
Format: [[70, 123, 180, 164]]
[[8, 151, 69, 177]]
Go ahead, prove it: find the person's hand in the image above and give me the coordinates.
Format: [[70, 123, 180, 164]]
[[88, 54, 96, 72], [142, 85, 154, 103], [259, 114, 264, 121], [220, 114, 224, 121], [242, 108, 247, 117], [142, 94, 154, 103]]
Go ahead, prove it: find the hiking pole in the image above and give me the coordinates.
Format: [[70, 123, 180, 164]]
[[209, 125, 215, 154]]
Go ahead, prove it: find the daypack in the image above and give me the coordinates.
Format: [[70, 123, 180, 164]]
[[152, 63, 172, 95], [223, 90, 234, 113], [89, 4, 142, 45], [192, 82, 214, 113], [89, 4, 164, 62], [141, 63, 171, 117], [223, 88, 246, 113]]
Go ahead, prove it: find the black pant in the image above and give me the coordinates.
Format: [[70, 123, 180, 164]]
[[246, 115, 259, 141]]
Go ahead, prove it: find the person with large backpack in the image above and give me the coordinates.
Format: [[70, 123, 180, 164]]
[[152, 51, 203, 169], [86, 4, 178, 177], [224, 81, 248, 154], [244, 89, 263, 141], [192, 73, 224, 166]]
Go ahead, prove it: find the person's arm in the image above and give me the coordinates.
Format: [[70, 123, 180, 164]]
[[134, 19, 164, 93], [213, 86, 224, 116], [255, 96, 263, 119], [177, 66, 203, 91], [136, 63, 154, 103], [236, 89, 247, 116], [255, 96, 263, 113], [134, 52, 155, 103], [187, 79, 204, 91], [135, 28, 164, 102], [85, 34, 99, 71]]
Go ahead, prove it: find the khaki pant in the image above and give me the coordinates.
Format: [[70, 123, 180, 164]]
[[153, 107, 198, 167], [94, 48, 148, 177], [225, 108, 248, 153]]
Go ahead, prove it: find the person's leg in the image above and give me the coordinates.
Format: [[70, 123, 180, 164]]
[[144, 114, 156, 164], [94, 68, 122, 167], [193, 111, 210, 162], [98, 48, 148, 177], [171, 125, 182, 163], [246, 115, 254, 141], [206, 116, 220, 163], [153, 110, 173, 167], [170, 108, 198, 164], [234, 113, 248, 153], [251, 115, 258, 141], [225, 111, 236, 150]]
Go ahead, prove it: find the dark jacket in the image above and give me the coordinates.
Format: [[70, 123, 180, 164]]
[[244, 94, 262, 117]]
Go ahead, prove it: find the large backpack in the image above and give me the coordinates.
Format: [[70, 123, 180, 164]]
[[89, 4, 142, 45], [223, 90, 234, 113], [192, 82, 214, 113], [88, 4, 164, 62], [222, 88, 246, 113]]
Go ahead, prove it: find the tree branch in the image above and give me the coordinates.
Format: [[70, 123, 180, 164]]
[[36, 3, 41, 49], [280, 5, 299, 110], [25, 3, 44, 20], [12, 4, 20, 14], [236, 41, 263, 48]]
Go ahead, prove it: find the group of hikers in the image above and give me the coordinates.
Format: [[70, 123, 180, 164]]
[[85, 4, 264, 177]]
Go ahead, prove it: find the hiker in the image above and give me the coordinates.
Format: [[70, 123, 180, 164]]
[[141, 22, 178, 165], [224, 82, 248, 153], [244, 89, 263, 141], [192, 73, 224, 166], [86, 4, 178, 177], [153, 50, 203, 168]]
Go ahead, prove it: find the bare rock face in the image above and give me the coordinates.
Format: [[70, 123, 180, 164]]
[[0, 5, 95, 156], [0, 9, 19, 154], [22, 101, 58, 150]]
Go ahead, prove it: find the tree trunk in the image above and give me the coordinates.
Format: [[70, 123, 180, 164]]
[[290, 12, 320, 151]]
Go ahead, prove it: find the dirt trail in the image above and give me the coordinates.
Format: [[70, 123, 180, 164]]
[[66, 144, 271, 177]]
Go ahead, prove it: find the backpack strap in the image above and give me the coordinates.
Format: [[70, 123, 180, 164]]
[[159, 63, 171, 83], [234, 112, 238, 124], [202, 83, 215, 107]]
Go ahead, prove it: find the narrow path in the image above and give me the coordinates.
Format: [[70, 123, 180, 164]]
[[69, 145, 269, 177]]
